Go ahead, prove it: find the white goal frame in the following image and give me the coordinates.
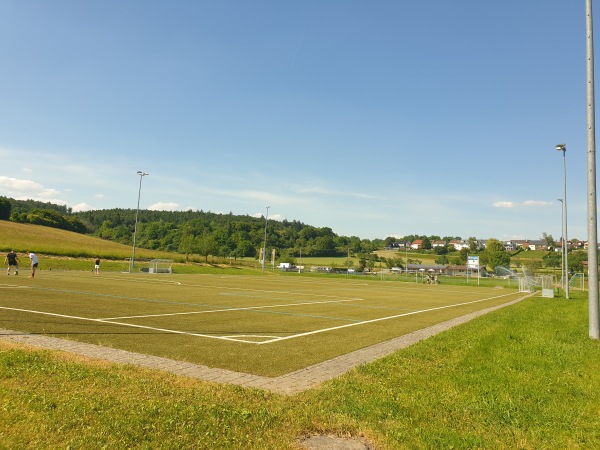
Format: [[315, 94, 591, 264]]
[[148, 259, 173, 274]]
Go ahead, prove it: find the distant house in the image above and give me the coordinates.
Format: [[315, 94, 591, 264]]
[[411, 240, 423, 250], [450, 240, 469, 251], [431, 240, 446, 248], [385, 242, 410, 251]]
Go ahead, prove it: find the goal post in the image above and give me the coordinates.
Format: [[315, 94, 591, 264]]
[[148, 259, 173, 274], [519, 275, 555, 297]]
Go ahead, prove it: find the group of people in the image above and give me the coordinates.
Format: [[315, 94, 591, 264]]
[[4, 250, 39, 278]]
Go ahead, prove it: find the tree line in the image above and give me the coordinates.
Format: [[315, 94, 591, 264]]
[[1, 197, 384, 260], [2, 196, 588, 272]]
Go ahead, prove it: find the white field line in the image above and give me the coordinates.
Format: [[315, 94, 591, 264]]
[[102, 297, 365, 320], [253, 291, 520, 344], [0, 291, 521, 345], [0, 305, 261, 344]]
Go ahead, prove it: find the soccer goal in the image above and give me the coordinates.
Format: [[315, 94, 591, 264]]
[[569, 273, 586, 290], [519, 275, 554, 297], [148, 259, 173, 274]]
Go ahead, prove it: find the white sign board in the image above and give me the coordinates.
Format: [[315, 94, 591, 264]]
[[467, 256, 480, 269]]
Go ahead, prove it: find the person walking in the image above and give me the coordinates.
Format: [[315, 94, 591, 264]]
[[27, 251, 39, 278], [94, 257, 100, 274], [5, 250, 19, 275]]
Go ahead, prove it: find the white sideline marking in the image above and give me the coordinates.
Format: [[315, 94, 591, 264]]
[[0, 292, 520, 345]]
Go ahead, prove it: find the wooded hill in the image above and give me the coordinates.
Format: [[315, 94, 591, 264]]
[[1, 197, 384, 260]]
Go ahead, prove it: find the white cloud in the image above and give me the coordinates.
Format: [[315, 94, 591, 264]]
[[493, 201, 515, 208], [251, 213, 285, 222], [72, 202, 93, 212], [148, 202, 179, 211], [0, 176, 61, 198]]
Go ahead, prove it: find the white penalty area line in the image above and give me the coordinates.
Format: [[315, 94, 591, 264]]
[[253, 291, 522, 345]]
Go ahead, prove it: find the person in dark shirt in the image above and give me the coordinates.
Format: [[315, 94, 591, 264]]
[[5, 250, 19, 275]]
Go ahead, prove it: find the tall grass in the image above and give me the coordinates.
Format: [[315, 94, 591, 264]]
[[0, 220, 177, 260]]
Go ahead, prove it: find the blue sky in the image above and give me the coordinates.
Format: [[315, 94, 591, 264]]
[[0, 1, 595, 241]]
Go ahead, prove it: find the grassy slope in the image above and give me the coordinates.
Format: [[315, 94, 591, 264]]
[[0, 220, 177, 260]]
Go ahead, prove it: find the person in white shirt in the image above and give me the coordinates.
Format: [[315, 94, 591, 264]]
[[27, 251, 39, 278]]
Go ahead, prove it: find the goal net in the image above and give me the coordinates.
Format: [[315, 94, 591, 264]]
[[148, 259, 173, 274], [519, 275, 554, 297]]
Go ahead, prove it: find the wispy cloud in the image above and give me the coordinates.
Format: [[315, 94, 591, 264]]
[[493, 201, 516, 208], [292, 185, 378, 200], [522, 200, 552, 207], [493, 200, 551, 209]]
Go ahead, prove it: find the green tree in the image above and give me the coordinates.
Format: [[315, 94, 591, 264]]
[[485, 238, 504, 253], [482, 239, 510, 270], [468, 237, 479, 252], [569, 250, 588, 273], [178, 234, 196, 261], [0, 197, 11, 220], [197, 232, 218, 262], [542, 232, 555, 249], [543, 252, 562, 271], [421, 237, 432, 250], [435, 255, 449, 265]]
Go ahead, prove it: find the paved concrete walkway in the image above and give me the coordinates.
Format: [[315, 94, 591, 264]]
[[0, 295, 530, 396]]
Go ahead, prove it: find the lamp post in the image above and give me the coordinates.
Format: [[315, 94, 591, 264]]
[[131, 171, 149, 271], [556, 144, 569, 299], [262, 206, 270, 273], [557, 198, 565, 291], [586, 0, 600, 339]]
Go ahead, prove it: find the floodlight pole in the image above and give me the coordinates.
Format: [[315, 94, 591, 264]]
[[556, 198, 565, 289], [262, 206, 270, 273], [586, 0, 600, 339], [556, 144, 569, 299], [131, 171, 149, 271], [557, 198, 565, 291]]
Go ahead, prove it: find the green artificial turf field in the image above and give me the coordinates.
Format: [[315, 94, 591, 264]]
[[0, 270, 526, 376]]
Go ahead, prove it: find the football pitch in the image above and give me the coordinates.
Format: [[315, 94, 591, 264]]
[[0, 271, 527, 377]]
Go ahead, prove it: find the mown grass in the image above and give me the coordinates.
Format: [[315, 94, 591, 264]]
[[1, 291, 599, 449]]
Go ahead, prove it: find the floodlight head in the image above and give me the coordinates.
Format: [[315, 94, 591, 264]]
[[137, 171, 149, 176], [555, 143, 566, 152]]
